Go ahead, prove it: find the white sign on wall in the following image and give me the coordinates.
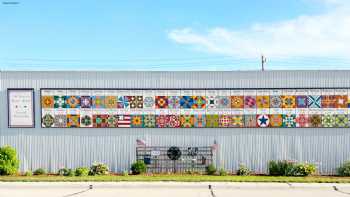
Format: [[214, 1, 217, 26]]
[[8, 89, 35, 128]]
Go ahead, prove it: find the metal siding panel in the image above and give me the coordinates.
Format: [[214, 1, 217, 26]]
[[1, 71, 350, 174]]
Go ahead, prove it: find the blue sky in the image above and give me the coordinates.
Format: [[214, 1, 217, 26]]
[[0, 0, 349, 70]]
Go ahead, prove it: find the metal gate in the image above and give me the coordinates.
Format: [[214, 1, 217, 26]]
[[136, 146, 214, 173]]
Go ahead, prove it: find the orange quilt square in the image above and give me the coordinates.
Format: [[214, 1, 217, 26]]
[[231, 96, 244, 108], [256, 96, 270, 108]]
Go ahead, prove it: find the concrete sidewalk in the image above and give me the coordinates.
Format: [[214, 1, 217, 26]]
[[1, 182, 350, 197]]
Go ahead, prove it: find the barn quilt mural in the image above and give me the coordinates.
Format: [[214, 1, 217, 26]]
[[41, 89, 350, 128]]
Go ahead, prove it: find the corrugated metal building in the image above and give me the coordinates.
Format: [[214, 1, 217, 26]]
[[0, 70, 350, 175]]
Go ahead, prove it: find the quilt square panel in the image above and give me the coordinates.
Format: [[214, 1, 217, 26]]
[[335, 114, 348, 128], [335, 95, 347, 108], [206, 96, 217, 109], [244, 115, 256, 127], [194, 114, 206, 128], [129, 96, 143, 108], [54, 114, 67, 128], [217, 96, 231, 108], [143, 96, 155, 108], [105, 96, 118, 108], [80, 96, 92, 108], [107, 115, 118, 128], [42, 113, 54, 128], [180, 96, 193, 109], [117, 96, 129, 108], [282, 114, 296, 128], [54, 96, 67, 108], [231, 96, 244, 108], [270, 114, 283, 127], [93, 114, 108, 128], [180, 114, 194, 128], [308, 96, 321, 108], [42, 96, 54, 108], [92, 96, 106, 108], [322, 114, 335, 127], [206, 115, 219, 128], [296, 114, 309, 128], [67, 114, 80, 128], [117, 115, 131, 128], [168, 96, 180, 109], [244, 96, 256, 108], [310, 114, 322, 127], [131, 115, 143, 128], [219, 114, 231, 128], [270, 95, 282, 108], [296, 96, 308, 108], [257, 114, 270, 127], [192, 96, 206, 109], [156, 115, 168, 128], [155, 96, 168, 109], [231, 115, 244, 127], [66, 96, 80, 108], [281, 96, 296, 108], [256, 96, 269, 108], [321, 95, 336, 108], [143, 114, 156, 128], [167, 115, 180, 128], [80, 114, 93, 127]]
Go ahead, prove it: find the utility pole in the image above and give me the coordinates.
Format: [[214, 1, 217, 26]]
[[261, 55, 267, 71]]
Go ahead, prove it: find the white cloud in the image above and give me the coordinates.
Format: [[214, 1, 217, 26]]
[[168, 1, 350, 59]]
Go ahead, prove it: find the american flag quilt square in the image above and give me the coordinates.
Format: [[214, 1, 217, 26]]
[[117, 115, 131, 128]]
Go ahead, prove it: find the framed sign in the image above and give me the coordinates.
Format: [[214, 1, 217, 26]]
[[8, 89, 35, 128]]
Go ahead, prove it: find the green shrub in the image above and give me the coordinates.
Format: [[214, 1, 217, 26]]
[[219, 168, 228, 176], [0, 146, 20, 175], [58, 168, 69, 176], [33, 168, 46, 175], [268, 160, 295, 176], [75, 167, 89, 176], [293, 163, 316, 176], [237, 164, 251, 176], [58, 168, 75, 176], [24, 171, 33, 176], [206, 164, 217, 175], [90, 162, 109, 175], [268, 160, 316, 176], [131, 161, 147, 175], [337, 161, 350, 176]]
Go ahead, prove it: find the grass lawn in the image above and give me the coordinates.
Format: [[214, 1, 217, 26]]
[[1, 175, 350, 183]]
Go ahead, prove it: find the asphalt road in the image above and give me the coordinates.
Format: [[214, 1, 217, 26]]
[[1, 182, 350, 197]]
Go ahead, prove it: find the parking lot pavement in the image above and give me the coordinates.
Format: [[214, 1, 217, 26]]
[[1, 182, 350, 197]]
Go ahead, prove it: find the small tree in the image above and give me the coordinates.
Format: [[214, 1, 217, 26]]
[[0, 146, 19, 175]]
